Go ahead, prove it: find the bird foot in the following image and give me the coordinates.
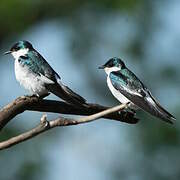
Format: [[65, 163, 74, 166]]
[[129, 109, 136, 115], [22, 93, 50, 99], [38, 93, 50, 99], [118, 105, 136, 116], [119, 110, 129, 116], [21, 94, 38, 98]]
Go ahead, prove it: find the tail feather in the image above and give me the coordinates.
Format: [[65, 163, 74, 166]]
[[46, 83, 87, 107], [155, 100, 175, 119], [147, 92, 176, 124], [61, 85, 86, 103]]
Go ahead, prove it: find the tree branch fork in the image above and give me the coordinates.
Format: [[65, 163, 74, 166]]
[[0, 96, 139, 150]]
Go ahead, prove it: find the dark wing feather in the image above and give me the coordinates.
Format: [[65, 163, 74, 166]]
[[110, 70, 146, 97], [19, 51, 87, 107], [21, 51, 60, 81], [147, 90, 176, 119], [110, 70, 174, 123], [19, 52, 59, 83], [47, 83, 87, 107]]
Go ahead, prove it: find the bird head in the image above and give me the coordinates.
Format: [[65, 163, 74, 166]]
[[99, 57, 126, 74], [4, 40, 33, 59]]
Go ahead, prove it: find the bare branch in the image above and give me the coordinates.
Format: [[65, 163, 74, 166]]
[[0, 96, 138, 130], [0, 103, 130, 150], [0, 95, 139, 150]]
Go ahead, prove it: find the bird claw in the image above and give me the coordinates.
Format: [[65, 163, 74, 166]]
[[118, 104, 136, 117], [23, 93, 50, 99], [38, 93, 50, 99]]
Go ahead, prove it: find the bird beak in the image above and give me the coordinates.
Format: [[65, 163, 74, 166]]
[[3, 51, 12, 55], [98, 65, 105, 69]]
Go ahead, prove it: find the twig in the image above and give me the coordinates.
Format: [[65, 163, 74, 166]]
[[0, 103, 130, 150]]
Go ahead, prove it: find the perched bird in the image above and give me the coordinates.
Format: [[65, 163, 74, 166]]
[[4, 40, 87, 107], [99, 57, 176, 124]]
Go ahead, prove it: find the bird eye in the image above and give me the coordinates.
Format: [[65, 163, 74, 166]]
[[10, 46, 20, 52], [15, 46, 20, 50]]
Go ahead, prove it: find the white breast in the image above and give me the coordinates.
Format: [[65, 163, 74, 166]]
[[14, 59, 48, 96], [107, 76, 130, 104], [107, 76, 139, 109]]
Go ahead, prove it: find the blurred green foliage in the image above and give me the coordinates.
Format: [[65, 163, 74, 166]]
[[0, 0, 142, 41]]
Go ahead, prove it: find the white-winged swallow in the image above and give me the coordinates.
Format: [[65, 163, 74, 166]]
[[99, 57, 176, 124], [4, 40, 87, 107]]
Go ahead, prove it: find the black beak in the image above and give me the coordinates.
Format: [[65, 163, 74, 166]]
[[3, 51, 12, 55], [98, 65, 105, 69]]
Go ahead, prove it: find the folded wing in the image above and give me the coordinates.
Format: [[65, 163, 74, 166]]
[[19, 52, 87, 107], [110, 70, 175, 124]]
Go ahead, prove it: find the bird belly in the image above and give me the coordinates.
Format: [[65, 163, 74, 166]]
[[107, 77, 138, 109], [15, 60, 48, 96], [107, 77, 129, 103]]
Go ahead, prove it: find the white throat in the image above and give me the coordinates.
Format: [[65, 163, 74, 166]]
[[104, 67, 120, 75], [11, 48, 29, 60]]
